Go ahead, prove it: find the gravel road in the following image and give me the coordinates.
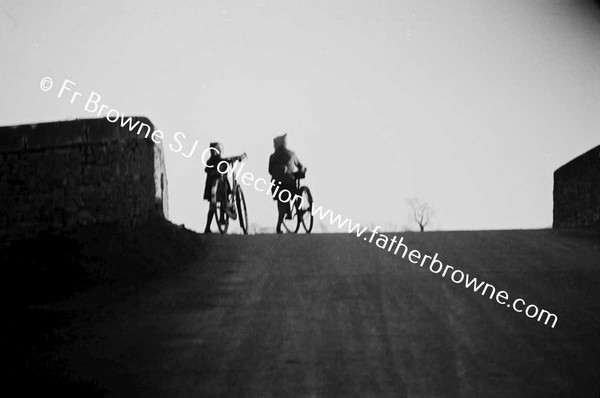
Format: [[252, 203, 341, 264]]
[[57, 230, 599, 397]]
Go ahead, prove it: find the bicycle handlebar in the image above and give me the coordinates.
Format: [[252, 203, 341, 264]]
[[293, 168, 307, 179]]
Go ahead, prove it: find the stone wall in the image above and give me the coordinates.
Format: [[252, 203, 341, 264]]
[[0, 117, 168, 239], [553, 145, 600, 229]]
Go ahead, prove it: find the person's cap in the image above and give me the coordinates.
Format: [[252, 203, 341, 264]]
[[273, 134, 287, 148]]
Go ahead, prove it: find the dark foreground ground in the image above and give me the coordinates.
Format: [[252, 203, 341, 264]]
[[3, 225, 600, 397]]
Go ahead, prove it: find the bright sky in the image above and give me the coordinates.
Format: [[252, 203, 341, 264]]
[[1, 0, 599, 232]]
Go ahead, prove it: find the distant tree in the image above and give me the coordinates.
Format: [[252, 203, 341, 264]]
[[406, 198, 434, 232]]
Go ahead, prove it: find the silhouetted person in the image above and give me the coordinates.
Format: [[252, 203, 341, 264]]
[[204, 142, 245, 234], [268, 134, 306, 233]]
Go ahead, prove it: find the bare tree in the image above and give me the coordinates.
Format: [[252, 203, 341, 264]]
[[406, 198, 434, 232]]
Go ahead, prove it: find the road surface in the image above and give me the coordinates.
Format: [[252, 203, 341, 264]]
[[54, 230, 599, 397]]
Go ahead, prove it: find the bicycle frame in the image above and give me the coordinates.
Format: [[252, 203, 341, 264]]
[[280, 169, 313, 233], [210, 157, 249, 234], [214, 159, 243, 204]]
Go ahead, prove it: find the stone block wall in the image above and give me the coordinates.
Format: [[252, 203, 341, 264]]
[[0, 117, 168, 238], [553, 145, 600, 229]]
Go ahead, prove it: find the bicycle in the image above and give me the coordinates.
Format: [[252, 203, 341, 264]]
[[281, 169, 314, 233], [210, 155, 249, 234]]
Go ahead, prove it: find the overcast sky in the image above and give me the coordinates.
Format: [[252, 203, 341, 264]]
[[1, 0, 599, 232]]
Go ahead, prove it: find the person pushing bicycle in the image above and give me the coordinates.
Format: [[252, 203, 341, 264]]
[[203, 142, 246, 234], [268, 133, 306, 233]]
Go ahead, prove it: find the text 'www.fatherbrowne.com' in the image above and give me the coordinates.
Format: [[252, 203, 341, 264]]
[[40, 76, 558, 329], [309, 205, 559, 329]]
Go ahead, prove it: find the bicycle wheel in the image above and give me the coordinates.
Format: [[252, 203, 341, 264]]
[[298, 186, 314, 233], [235, 186, 248, 235], [211, 178, 229, 234], [281, 199, 300, 233]]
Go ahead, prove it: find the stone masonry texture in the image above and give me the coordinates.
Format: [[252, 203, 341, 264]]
[[553, 145, 600, 229], [0, 117, 168, 238]]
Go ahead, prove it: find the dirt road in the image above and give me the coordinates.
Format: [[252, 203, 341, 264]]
[[57, 230, 599, 397]]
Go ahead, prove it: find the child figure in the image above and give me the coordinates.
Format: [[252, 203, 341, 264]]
[[203, 142, 245, 233]]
